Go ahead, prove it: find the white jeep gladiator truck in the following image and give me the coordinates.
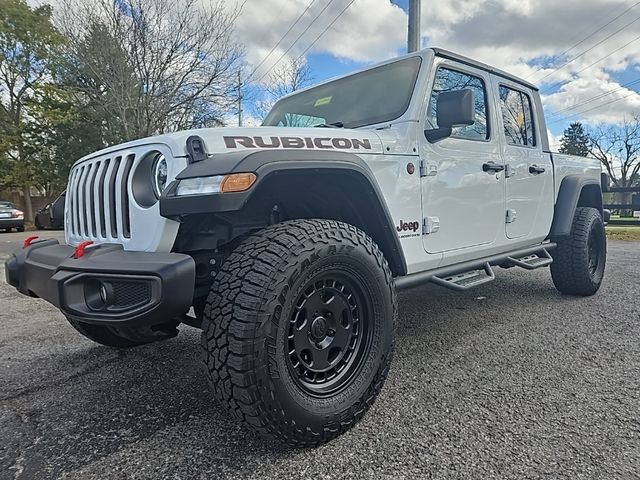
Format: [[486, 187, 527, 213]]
[[5, 48, 607, 447]]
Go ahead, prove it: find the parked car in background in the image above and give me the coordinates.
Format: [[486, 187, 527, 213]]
[[0, 201, 25, 232], [35, 191, 66, 230]]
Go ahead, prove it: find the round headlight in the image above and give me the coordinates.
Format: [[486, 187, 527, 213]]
[[153, 154, 168, 197]]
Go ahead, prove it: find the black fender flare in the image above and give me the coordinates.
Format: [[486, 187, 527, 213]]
[[160, 149, 407, 275], [550, 174, 603, 237]]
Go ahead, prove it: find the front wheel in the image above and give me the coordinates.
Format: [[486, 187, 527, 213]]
[[551, 207, 606, 296], [201, 219, 396, 447]]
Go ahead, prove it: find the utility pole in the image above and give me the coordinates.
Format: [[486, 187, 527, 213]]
[[408, 0, 421, 53], [237, 70, 243, 127]]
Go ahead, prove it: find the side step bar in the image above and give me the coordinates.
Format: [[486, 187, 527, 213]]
[[505, 249, 553, 270], [395, 243, 556, 291], [431, 262, 495, 291]]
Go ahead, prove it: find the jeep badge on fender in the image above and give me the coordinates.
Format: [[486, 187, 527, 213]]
[[396, 220, 420, 232], [5, 47, 606, 448]]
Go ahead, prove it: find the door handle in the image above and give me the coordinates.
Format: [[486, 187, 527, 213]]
[[482, 162, 505, 173], [529, 165, 545, 174]]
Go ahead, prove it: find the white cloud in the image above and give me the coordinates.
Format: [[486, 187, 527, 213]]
[[233, 0, 407, 83], [542, 73, 640, 128], [547, 129, 562, 150], [28, 0, 640, 126], [417, 0, 640, 126], [234, 0, 640, 125]]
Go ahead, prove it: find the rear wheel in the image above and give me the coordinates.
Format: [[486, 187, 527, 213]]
[[201, 219, 396, 447], [17, 226, 24, 232], [551, 207, 606, 296]]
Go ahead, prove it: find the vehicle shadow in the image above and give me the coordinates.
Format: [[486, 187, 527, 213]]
[[7, 270, 564, 478], [7, 326, 294, 479]]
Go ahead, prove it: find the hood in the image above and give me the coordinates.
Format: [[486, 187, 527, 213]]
[[75, 126, 386, 165]]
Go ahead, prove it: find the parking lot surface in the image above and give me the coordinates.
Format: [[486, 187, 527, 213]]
[[1, 230, 638, 479]]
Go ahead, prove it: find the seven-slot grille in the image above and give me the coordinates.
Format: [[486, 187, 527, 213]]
[[66, 153, 136, 242]]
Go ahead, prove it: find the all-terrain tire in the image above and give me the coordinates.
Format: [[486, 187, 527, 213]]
[[551, 207, 606, 296], [201, 219, 396, 447], [66, 317, 146, 348]]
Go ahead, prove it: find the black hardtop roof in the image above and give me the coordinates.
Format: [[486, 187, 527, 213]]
[[430, 48, 539, 91]]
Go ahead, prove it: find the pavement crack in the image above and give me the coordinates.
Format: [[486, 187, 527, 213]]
[[0, 354, 122, 403]]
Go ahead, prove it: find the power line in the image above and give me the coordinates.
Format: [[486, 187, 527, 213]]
[[547, 78, 640, 117], [247, 0, 318, 82], [540, 32, 640, 94], [547, 89, 640, 125], [253, 0, 338, 84], [525, 0, 640, 81], [533, 14, 640, 84], [291, 0, 358, 65]]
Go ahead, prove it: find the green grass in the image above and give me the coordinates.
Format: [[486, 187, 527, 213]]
[[609, 214, 639, 221], [606, 226, 640, 242]]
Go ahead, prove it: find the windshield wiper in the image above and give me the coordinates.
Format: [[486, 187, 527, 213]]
[[314, 121, 344, 128]]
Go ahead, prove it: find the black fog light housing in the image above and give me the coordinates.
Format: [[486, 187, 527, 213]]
[[99, 283, 109, 304], [85, 278, 114, 311]]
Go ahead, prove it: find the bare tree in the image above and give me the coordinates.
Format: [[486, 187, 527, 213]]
[[589, 115, 640, 213], [58, 0, 244, 141], [254, 57, 313, 120]]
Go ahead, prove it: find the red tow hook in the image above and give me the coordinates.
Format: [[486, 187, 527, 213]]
[[74, 240, 94, 259], [23, 236, 39, 248]]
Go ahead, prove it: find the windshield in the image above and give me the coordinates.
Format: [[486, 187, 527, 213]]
[[0, 202, 15, 209], [263, 57, 422, 129]]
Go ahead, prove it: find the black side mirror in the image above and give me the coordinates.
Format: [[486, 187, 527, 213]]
[[425, 89, 475, 143]]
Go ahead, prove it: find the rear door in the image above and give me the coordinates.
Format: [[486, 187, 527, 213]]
[[494, 80, 554, 240], [420, 60, 505, 253]]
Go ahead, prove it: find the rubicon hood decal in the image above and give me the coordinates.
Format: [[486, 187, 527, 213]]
[[223, 135, 373, 151], [71, 127, 385, 165]]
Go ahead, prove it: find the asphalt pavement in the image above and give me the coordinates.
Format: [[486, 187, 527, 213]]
[[1, 230, 638, 479]]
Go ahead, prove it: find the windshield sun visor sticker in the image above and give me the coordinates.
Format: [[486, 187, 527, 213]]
[[314, 96, 332, 107]]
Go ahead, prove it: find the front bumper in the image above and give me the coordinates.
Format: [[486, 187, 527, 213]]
[[4, 240, 195, 327]]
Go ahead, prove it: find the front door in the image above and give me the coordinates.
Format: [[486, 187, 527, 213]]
[[420, 61, 505, 254]]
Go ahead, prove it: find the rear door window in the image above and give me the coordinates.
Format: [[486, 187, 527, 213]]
[[499, 86, 536, 147]]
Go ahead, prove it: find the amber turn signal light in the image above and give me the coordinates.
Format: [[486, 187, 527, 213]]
[[220, 173, 257, 193]]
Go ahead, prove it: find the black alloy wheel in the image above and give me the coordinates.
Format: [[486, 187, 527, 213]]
[[288, 274, 372, 396], [587, 227, 603, 276]]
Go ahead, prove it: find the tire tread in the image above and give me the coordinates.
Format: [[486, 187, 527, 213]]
[[201, 219, 396, 447], [551, 207, 606, 296]]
